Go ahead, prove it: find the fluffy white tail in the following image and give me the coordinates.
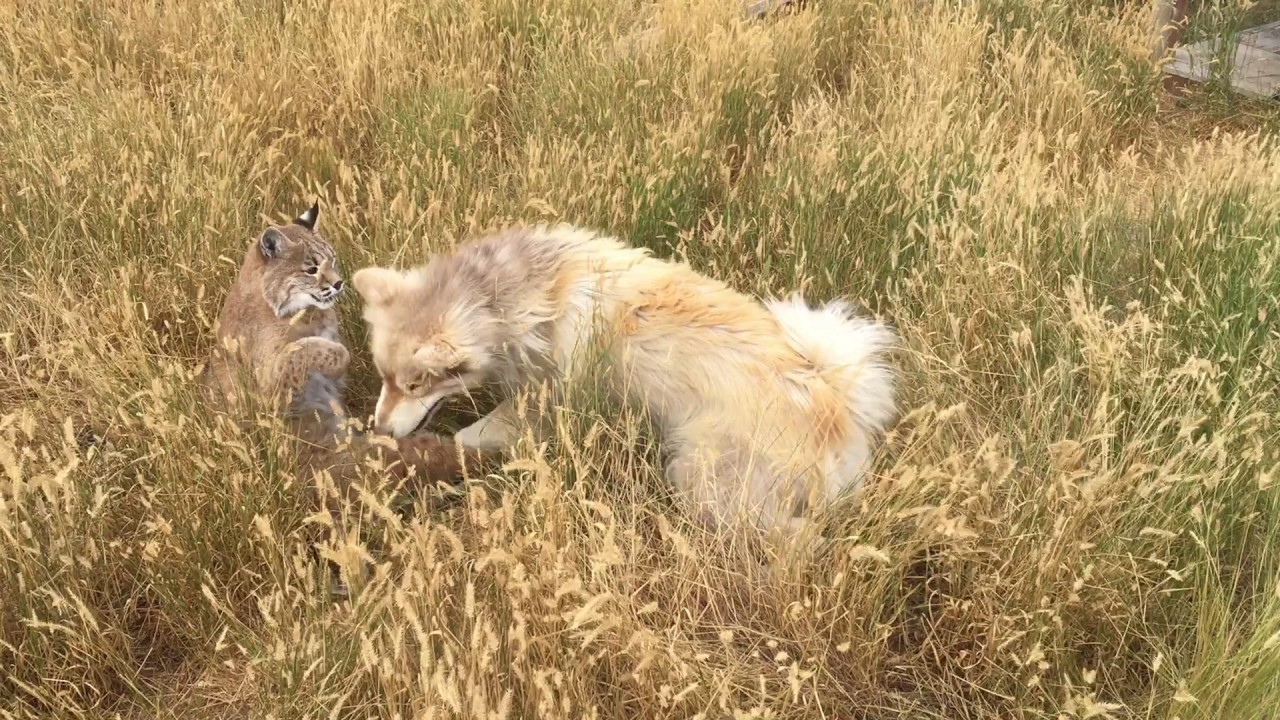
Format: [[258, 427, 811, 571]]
[[765, 293, 898, 438]]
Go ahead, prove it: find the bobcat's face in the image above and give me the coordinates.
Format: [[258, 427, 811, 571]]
[[257, 203, 345, 318]]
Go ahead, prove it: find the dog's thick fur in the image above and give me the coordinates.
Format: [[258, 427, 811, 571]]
[[351, 223, 897, 536], [201, 203, 486, 503]]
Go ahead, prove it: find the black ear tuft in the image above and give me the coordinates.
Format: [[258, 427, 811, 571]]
[[294, 201, 320, 231], [260, 227, 287, 259]]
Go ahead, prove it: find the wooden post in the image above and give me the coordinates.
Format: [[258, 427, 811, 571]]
[[1151, 0, 1191, 61], [1152, 0, 1191, 94]]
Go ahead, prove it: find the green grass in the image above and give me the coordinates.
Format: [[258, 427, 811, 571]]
[[3, 0, 1280, 717]]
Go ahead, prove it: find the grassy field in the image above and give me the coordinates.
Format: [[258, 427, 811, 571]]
[[3, 0, 1280, 717]]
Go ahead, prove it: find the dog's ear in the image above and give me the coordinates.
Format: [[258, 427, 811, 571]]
[[411, 342, 449, 370], [259, 227, 289, 259], [293, 201, 319, 231], [352, 267, 404, 307]]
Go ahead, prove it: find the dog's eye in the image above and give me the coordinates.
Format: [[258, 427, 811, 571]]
[[401, 379, 421, 394]]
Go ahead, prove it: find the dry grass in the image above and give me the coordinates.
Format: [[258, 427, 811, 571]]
[[3, 0, 1280, 718]]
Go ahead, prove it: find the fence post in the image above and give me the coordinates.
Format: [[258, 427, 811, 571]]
[[1151, 0, 1190, 61]]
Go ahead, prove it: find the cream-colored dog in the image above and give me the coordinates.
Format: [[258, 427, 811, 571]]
[[352, 223, 897, 536]]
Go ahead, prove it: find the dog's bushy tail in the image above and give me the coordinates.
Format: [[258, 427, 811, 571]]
[[765, 293, 898, 437]]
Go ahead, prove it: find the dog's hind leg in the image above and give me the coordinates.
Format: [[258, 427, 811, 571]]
[[664, 444, 807, 538]]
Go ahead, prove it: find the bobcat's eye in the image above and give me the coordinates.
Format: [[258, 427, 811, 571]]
[[304, 265, 319, 275]]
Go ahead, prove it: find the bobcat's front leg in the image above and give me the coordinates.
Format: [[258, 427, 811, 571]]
[[268, 337, 350, 400], [389, 433, 493, 483]]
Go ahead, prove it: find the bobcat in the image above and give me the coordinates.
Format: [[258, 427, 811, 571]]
[[200, 202, 488, 512]]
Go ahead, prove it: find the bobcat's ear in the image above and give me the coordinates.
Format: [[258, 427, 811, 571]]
[[259, 228, 289, 259], [293, 201, 320, 232], [352, 267, 405, 307]]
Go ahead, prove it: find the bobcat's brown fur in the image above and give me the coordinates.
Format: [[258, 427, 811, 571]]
[[201, 203, 487, 503]]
